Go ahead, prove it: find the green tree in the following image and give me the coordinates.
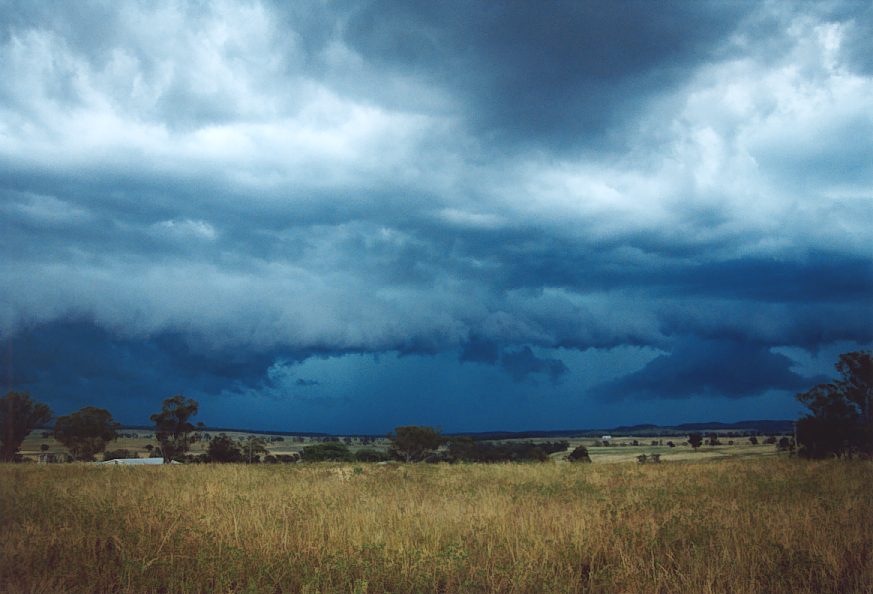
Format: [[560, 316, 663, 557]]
[[1, 392, 52, 462], [796, 351, 872, 458], [53, 406, 120, 461], [239, 435, 269, 463], [688, 432, 703, 449], [389, 425, 443, 462], [150, 395, 204, 464], [206, 433, 242, 463]]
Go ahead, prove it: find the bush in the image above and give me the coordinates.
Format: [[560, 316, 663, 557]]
[[354, 448, 390, 462], [301, 442, 353, 462], [566, 445, 592, 463], [103, 449, 132, 461], [446, 438, 551, 463]]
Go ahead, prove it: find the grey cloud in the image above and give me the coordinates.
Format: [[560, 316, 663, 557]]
[[500, 346, 568, 385], [342, 0, 752, 151], [0, 1, 871, 425], [589, 339, 826, 401]]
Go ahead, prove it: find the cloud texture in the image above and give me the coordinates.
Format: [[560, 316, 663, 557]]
[[1, 1, 871, 430]]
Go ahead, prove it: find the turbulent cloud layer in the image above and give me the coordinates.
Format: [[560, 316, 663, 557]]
[[1, 1, 871, 430]]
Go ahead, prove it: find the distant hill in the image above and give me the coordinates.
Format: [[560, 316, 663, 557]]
[[444, 420, 794, 441], [111, 419, 794, 439]]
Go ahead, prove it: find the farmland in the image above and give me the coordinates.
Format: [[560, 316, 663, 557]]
[[18, 427, 786, 465], [2, 457, 871, 593]]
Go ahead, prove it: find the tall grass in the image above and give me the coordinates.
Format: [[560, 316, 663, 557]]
[[1, 459, 871, 593]]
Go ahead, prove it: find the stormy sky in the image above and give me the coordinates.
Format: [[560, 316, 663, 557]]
[[1, 1, 871, 433]]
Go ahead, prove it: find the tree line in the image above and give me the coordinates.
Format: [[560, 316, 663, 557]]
[[2, 350, 870, 463]]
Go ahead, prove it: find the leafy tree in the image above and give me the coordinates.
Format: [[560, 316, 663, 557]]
[[239, 435, 269, 463], [206, 434, 243, 463], [53, 407, 120, 461], [1, 392, 52, 462], [150, 395, 204, 463], [707, 433, 721, 446], [688, 432, 703, 449], [389, 426, 443, 462], [748, 436, 758, 445], [796, 351, 872, 458]]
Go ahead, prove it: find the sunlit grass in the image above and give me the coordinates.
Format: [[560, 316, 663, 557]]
[[1, 458, 871, 593]]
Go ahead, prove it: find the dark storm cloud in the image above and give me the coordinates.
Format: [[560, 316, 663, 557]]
[[499, 346, 568, 385], [1, 1, 871, 425], [590, 339, 827, 401], [7, 319, 285, 421], [343, 0, 751, 151]]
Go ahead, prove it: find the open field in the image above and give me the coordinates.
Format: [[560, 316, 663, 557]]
[[18, 430, 789, 464], [2, 458, 871, 593]]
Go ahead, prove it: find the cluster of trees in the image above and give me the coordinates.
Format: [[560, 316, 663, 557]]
[[0, 393, 203, 463]]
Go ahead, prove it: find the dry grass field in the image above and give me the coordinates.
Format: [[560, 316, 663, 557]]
[[1, 458, 871, 594]]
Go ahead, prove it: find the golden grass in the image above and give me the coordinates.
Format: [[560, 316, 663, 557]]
[[1, 458, 871, 593]]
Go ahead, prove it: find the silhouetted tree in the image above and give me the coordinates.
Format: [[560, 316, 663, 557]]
[[389, 426, 443, 462], [53, 407, 120, 461], [796, 351, 872, 458], [150, 395, 204, 463], [206, 434, 243, 463], [748, 436, 758, 445], [1, 392, 52, 462], [688, 433, 703, 449]]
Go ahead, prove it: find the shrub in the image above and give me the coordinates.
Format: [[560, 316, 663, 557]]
[[566, 445, 592, 463], [354, 448, 390, 462], [103, 449, 132, 461], [301, 442, 353, 462]]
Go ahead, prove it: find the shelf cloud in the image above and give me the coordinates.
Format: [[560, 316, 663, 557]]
[[1, 0, 871, 430]]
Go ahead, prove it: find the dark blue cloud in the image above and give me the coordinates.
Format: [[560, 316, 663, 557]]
[[0, 0, 871, 430], [499, 346, 568, 385], [589, 339, 828, 401], [343, 0, 751, 151]]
